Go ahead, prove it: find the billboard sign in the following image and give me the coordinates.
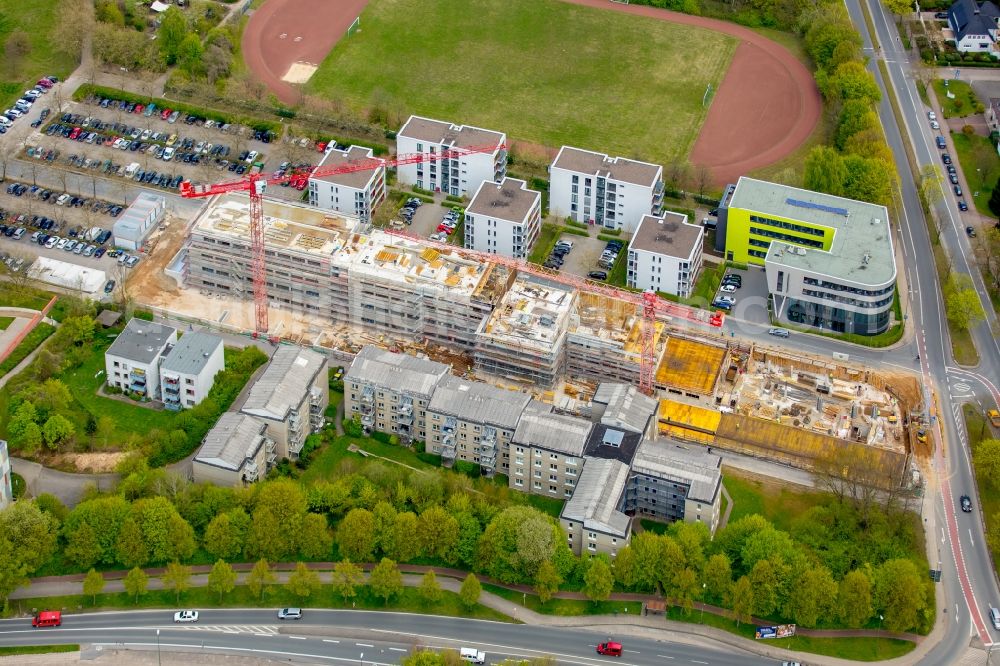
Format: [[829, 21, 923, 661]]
[[755, 624, 796, 639]]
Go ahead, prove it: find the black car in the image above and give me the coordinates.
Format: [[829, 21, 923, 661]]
[[954, 185, 963, 196], [966, 225, 977, 237], [961, 495, 972, 513], [958, 200, 969, 211], [934, 11, 949, 18], [942, 153, 952, 165], [588, 271, 608, 280]]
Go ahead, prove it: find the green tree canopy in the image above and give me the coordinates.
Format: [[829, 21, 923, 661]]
[[459, 573, 481, 609], [369, 558, 403, 605], [286, 562, 321, 599], [208, 559, 237, 602]]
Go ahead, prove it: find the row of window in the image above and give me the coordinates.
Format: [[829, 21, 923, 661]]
[[749, 214, 826, 238], [749, 227, 824, 248], [802, 277, 894, 297], [802, 289, 894, 310]]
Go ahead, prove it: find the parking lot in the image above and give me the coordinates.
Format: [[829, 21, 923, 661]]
[[554, 232, 612, 278], [719, 266, 771, 324]]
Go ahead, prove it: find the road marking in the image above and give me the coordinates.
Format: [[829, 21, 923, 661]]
[[323, 639, 340, 644], [389, 648, 406, 652], [289, 636, 306, 640], [356, 643, 374, 648], [970, 528, 975, 547], [691, 661, 709, 665], [657, 656, 675, 660]]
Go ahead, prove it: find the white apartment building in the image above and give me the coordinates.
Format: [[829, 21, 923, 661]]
[[0, 440, 11, 510], [464, 178, 542, 259], [159, 331, 225, 410], [627, 213, 704, 298], [104, 319, 178, 400], [395, 116, 507, 197], [344, 346, 450, 445], [239, 346, 328, 460], [426, 375, 531, 477], [192, 413, 274, 487], [308, 145, 387, 223], [549, 146, 664, 233]]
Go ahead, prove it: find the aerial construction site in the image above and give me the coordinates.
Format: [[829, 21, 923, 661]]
[[128, 193, 923, 487]]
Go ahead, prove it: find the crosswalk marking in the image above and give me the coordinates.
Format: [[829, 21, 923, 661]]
[[181, 625, 279, 635]]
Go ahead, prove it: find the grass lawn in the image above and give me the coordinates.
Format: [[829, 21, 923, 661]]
[[0, 645, 79, 656], [932, 79, 981, 118], [8, 584, 512, 623], [0, 0, 77, 110], [663, 606, 915, 661], [723, 467, 836, 532], [964, 403, 1000, 578], [300, 433, 440, 483], [309, 0, 736, 166], [923, 213, 979, 365], [0, 322, 54, 376], [481, 583, 641, 616], [949, 131, 1000, 217], [528, 222, 562, 264], [0, 316, 14, 330]]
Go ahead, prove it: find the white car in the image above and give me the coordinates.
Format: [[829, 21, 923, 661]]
[[162, 147, 175, 161], [6, 108, 22, 118], [720, 284, 737, 294], [0, 116, 10, 127], [928, 111, 937, 121], [930, 120, 940, 130], [173, 610, 199, 623], [245, 150, 259, 163], [56, 193, 71, 206], [23, 89, 41, 99], [56, 238, 68, 250], [45, 236, 59, 249]]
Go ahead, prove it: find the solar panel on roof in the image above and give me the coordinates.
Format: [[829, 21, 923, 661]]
[[785, 198, 848, 217]]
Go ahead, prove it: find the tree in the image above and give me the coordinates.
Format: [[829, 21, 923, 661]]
[[703, 553, 732, 602], [838, 568, 873, 628], [944, 274, 986, 331], [974, 440, 1000, 486], [919, 164, 945, 209], [0, 499, 59, 572], [8, 401, 41, 454], [835, 100, 879, 151], [387, 511, 420, 562], [208, 560, 237, 602], [459, 573, 481, 609], [874, 559, 928, 632], [0, 532, 29, 607], [331, 558, 364, 600], [204, 509, 248, 560], [337, 508, 376, 561], [419, 569, 443, 604], [672, 567, 701, 614], [247, 559, 276, 600], [748, 559, 781, 617], [53, 0, 94, 64], [369, 558, 403, 605], [83, 568, 105, 605], [611, 544, 637, 588], [286, 562, 321, 600], [533, 560, 561, 604], [989, 176, 1000, 217], [418, 506, 459, 560], [162, 561, 191, 603], [158, 7, 188, 65], [785, 565, 838, 627], [803, 146, 847, 197], [42, 414, 75, 450], [842, 155, 895, 207], [4, 31, 31, 76], [177, 33, 204, 76], [728, 575, 755, 626], [583, 557, 614, 603], [477, 506, 565, 584], [123, 566, 148, 604], [827, 62, 881, 105], [882, 0, 913, 18], [298, 512, 333, 560]]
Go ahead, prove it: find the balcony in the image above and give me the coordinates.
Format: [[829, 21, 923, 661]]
[[243, 460, 259, 483], [360, 385, 375, 405], [442, 416, 457, 435], [289, 411, 302, 435], [163, 374, 180, 385], [397, 396, 414, 426], [441, 434, 457, 466], [265, 437, 277, 466], [479, 426, 498, 475], [288, 436, 304, 458], [163, 384, 179, 395]]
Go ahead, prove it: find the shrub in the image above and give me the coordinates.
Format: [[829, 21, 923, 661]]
[[565, 218, 588, 230], [371, 431, 391, 444], [560, 226, 590, 237], [444, 194, 464, 203]]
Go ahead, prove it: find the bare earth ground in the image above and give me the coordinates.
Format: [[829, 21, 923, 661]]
[[241, 0, 820, 184]]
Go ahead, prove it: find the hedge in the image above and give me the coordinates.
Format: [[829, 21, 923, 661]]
[[0, 323, 55, 377], [389, 189, 434, 204], [445, 194, 464, 203], [597, 233, 624, 242], [73, 84, 282, 134], [664, 206, 698, 220], [560, 226, 590, 237], [565, 218, 589, 230], [600, 228, 622, 236]]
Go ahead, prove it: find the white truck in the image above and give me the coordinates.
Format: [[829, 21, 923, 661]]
[[86, 226, 103, 242], [460, 647, 486, 664], [124, 162, 140, 178]]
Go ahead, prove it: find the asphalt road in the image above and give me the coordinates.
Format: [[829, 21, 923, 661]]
[[0, 610, 776, 666], [842, 0, 1000, 663]]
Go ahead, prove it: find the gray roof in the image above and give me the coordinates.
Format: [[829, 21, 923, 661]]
[[729, 177, 895, 286], [241, 346, 326, 421], [194, 412, 267, 471], [561, 457, 631, 537], [312, 145, 383, 189], [552, 146, 662, 187], [106, 318, 177, 364], [630, 213, 703, 260], [113, 191, 164, 241], [345, 346, 449, 399], [593, 383, 658, 435], [513, 400, 593, 456], [631, 440, 722, 504], [467, 178, 540, 224], [162, 332, 223, 376], [949, 0, 1000, 41], [427, 375, 531, 430], [398, 115, 505, 151]]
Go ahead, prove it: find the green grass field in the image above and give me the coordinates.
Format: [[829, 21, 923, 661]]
[[308, 0, 736, 164], [932, 79, 980, 118], [0, 0, 76, 109], [949, 131, 1000, 217]]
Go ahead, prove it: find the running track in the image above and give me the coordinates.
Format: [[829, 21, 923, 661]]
[[242, 0, 821, 185]]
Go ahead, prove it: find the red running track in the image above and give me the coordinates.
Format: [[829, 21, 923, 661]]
[[243, 0, 822, 186]]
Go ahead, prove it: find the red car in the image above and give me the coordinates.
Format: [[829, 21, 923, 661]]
[[316, 141, 327, 152], [160, 108, 172, 120], [596, 642, 622, 657], [134, 104, 144, 114], [68, 127, 82, 140], [36, 78, 53, 89]]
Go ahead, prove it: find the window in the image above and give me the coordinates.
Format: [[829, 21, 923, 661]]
[[514, 478, 523, 486], [185, 378, 194, 385]]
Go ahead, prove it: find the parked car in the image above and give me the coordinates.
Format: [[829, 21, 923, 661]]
[[967, 225, 977, 237], [958, 201, 969, 211], [587, 271, 608, 280]]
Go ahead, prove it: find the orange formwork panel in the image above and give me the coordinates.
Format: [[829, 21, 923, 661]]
[[658, 399, 722, 443], [656, 337, 727, 396]]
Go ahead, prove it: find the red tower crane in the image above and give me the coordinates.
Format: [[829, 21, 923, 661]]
[[384, 229, 724, 395], [179, 143, 504, 334]]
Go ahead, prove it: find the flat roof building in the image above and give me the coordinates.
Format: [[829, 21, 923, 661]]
[[396, 116, 507, 197], [159, 331, 225, 410], [549, 146, 664, 233], [627, 213, 704, 298], [560, 457, 632, 556], [104, 318, 178, 400], [113, 191, 165, 251], [464, 178, 542, 260], [627, 439, 723, 533], [719, 177, 896, 335]]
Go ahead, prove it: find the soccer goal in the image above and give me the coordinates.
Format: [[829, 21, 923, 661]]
[[609, 0, 629, 5], [346, 16, 361, 37]]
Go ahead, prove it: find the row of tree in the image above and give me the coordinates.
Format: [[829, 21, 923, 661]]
[[802, 5, 896, 207]]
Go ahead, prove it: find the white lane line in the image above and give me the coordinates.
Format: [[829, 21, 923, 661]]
[[289, 636, 306, 640], [323, 639, 340, 644], [970, 528, 975, 547], [657, 656, 676, 660], [692, 661, 709, 665], [389, 648, 407, 652], [356, 643, 374, 648]]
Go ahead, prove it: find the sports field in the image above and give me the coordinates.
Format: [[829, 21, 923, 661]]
[[306, 0, 736, 165]]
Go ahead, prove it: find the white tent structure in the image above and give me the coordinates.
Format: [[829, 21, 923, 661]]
[[28, 257, 107, 295]]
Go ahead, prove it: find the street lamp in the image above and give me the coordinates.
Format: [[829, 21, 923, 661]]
[[156, 628, 161, 666], [360, 652, 364, 666], [700, 583, 707, 621]]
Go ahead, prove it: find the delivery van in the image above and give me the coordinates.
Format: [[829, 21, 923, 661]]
[[32, 610, 61, 627], [460, 647, 486, 664]]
